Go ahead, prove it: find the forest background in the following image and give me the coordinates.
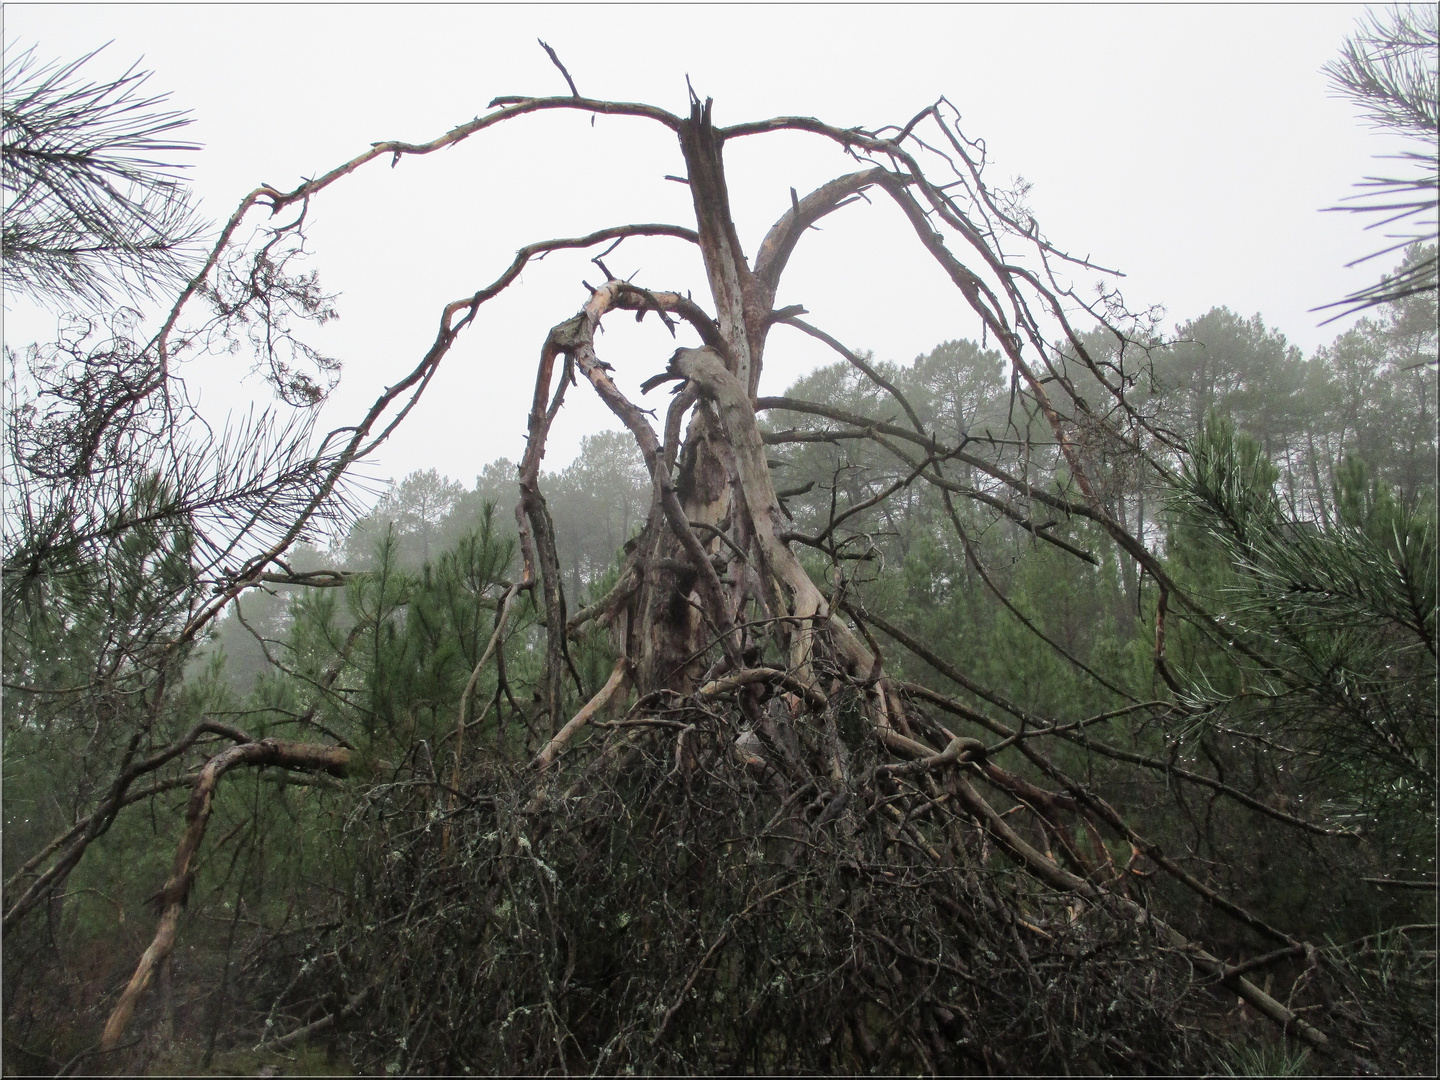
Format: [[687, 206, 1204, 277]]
[[2, 5, 1436, 1077]]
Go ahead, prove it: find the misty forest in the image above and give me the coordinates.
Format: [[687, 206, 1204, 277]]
[[3, 12, 1436, 1078]]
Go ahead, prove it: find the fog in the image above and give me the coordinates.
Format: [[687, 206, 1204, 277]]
[[4, 3, 1406, 482]]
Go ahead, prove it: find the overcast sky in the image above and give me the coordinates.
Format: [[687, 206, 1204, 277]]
[[4, 2, 1417, 487]]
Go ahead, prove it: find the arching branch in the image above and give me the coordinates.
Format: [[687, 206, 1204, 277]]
[[100, 738, 351, 1049]]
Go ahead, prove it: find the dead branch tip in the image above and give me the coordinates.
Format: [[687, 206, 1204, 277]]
[[537, 40, 581, 98]]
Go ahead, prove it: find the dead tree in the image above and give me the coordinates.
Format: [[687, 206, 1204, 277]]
[[11, 54, 1405, 1066]]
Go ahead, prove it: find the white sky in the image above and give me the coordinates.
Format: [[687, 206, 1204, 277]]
[[3, 2, 1418, 489]]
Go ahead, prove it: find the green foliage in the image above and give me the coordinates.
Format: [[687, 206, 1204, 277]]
[[1172, 417, 1435, 824], [1, 43, 205, 307], [1216, 1039, 1311, 1077], [1320, 4, 1438, 314]]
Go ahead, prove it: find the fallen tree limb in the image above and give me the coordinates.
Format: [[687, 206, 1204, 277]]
[[3, 720, 253, 935], [697, 666, 828, 711], [100, 738, 351, 1050], [253, 985, 372, 1053], [876, 728, 1330, 1049], [531, 657, 631, 772], [876, 618, 1357, 839]]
